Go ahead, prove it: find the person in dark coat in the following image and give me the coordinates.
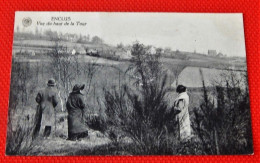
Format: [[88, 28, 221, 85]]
[[66, 84, 88, 141], [34, 78, 60, 139]]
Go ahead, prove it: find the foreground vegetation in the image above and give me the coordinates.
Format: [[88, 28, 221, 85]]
[[6, 42, 252, 155]]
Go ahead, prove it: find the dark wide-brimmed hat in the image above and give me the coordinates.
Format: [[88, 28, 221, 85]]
[[72, 84, 85, 93], [47, 78, 56, 87]]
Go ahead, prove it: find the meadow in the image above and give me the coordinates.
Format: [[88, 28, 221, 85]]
[[6, 42, 252, 155]]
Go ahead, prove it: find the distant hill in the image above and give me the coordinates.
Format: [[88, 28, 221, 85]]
[[13, 38, 246, 71], [171, 66, 247, 88]]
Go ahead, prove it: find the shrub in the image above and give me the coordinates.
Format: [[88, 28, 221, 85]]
[[6, 108, 35, 155], [192, 71, 253, 154], [103, 43, 179, 154]]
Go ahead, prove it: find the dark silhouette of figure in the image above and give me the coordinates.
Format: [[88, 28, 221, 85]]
[[66, 84, 88, 141], [33, 78, 60, 139]]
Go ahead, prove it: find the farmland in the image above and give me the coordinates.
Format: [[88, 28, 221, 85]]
[[172, 66, 247, 88], [12, 39, 247, 69], [6, 39, 251, 155]]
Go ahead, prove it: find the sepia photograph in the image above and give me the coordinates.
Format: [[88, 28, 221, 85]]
[[6, 12, 253, 155]]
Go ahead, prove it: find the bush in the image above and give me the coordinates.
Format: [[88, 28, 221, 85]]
[[103, 43, 179, 154], [192, 71, 253, 154], [6, 108, 36, 155]]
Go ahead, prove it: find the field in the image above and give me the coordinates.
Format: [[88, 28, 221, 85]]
[[13, 39, 247, 69], [173, 66, 247, 88], [6, 40, 251, 155]]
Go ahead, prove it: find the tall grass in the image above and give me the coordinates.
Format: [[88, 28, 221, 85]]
[[6, 107, 36, 155], [192, 71, 253, 154]]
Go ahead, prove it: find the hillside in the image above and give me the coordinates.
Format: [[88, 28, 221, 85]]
[[12, 39, 247, 72]]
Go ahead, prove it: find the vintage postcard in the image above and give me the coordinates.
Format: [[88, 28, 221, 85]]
[[6, 12, 253, 155]]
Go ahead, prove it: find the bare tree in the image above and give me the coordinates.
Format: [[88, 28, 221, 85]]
[[82, 58, 101, 96]]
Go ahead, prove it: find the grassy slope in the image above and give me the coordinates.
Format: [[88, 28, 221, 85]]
[[9, 40, 247, 155], [13, 39, 246, 69]]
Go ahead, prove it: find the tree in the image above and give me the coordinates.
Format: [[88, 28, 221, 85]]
[[164, 47, 172, 56], [91, 36, 103, 44], [82, 58, 101, 96], [77, 34, 83, 43], [44, 29, 59, 41], [116, 42, 124, 49], [103, 43, 177, 154], [192, 71, 253, 154], [86, 34, 90, 42]]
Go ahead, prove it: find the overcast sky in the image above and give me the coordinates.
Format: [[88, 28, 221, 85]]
[[15, 12, 246, 57]]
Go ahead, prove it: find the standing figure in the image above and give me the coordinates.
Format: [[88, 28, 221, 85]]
[[173, 85, 191, 141], [34, 78, 60, 138], [66, 84, 88, 141]]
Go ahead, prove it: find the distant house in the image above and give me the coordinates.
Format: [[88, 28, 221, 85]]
[[217, 52, 224, 57], [71, 49, 76, 55], [208, 50, 217, 56], [147, 46, 157, 55], [77, 47, 86, 55], [58, 49, 65, 54], [115, 48, 132, 59], [81, 35, 89, 42], [63, 33, 78, 42], [66, 46, 86, 55], [31, 51, 35, 56], [86, 49, 99, 57]]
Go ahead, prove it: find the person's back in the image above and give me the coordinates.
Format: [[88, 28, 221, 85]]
[[37, 87, 58, 111], [66, 84, 88, 141], [35, 79, 59, 138], [67, 92, 85, 122], [174, 85, 191, 141], [176, 92, 190, 140]]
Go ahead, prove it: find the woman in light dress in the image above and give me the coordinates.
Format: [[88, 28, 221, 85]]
[[173, 85, 192, 141]]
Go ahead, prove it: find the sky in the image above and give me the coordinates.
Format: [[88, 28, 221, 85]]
[[14, 12, 246, 57]]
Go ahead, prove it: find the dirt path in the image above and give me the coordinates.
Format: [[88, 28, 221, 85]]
[[29, 130, 111, 156]]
